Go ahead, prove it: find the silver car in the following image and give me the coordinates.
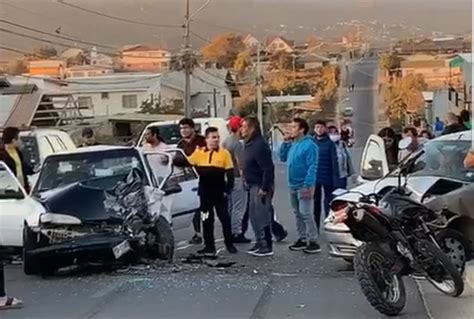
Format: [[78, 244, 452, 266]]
[[324, 131, 474, 267]]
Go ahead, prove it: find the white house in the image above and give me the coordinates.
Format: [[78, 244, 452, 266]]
[[266, 36, 294, 54]]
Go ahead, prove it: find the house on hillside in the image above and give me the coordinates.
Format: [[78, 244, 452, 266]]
[[296, 54, 329, 70], [400, 56, 460, 88], [66, 65, 114, 78], [120, 45, 171, 72], [28, 59, 67, 78], [243, 33, 261, 48], [266, 36, 294, 54], [90, 47, 114, 67], [395, 37, 469, 55]]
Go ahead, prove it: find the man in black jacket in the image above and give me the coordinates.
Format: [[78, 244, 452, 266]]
[[240, 117, 275, 257], [0, 127, 33, 193], [442, 112, 467, 135]]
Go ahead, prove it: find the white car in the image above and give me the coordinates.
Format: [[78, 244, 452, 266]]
[[324, 131, 474, 266], [0, 162, 45, 250], [0, 146, 200, 251]]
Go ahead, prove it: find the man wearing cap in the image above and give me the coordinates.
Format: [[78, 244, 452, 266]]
[[80, 127, 99, 147], [223, 116, 251, 243]]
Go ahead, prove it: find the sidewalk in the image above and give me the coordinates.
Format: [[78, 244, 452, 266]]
[[417, 261, 474, 319]]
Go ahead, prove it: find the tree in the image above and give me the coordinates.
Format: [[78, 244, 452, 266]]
[[8, 59, 28, 75], [269, 51, 292, 71], [67, 52, 87, 66], [201, 33, 245, 68], [32, 46, 57, 59], [384, 74, 427, 121], [233, 51, 251, 74], [379, 53, 401, 75]]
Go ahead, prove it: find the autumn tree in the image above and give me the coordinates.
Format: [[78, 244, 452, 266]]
[[32, 46, 57, 59], [201, 33, 245, 68], [67, 52, 87, 66], [233, 51, 251, 74], [8, 59, 28, 75], [269, 51, 293, 71], [379, 52, 401, 75], [384, 74, 427, 121]]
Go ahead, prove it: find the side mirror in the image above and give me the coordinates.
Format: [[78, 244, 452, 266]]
[[162, 183, 182, 196], [398, 137, 412, 150]]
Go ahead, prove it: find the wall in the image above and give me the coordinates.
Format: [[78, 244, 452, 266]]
[[402, 66, 460, 88], [121, 50, 171, 72]]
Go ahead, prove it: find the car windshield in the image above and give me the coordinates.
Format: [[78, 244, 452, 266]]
[[35, 149, 145, 193], [140, 124, 201, 145], [0, 165, 24, 199], [391, 140, 473, 183], [20, 136, 40, 168]]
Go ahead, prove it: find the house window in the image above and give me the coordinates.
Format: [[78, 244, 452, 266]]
[[122, 94, 138, 109], [161, 53, 166, 57], [432, 68, 440, 73], [77, 96, 92, 109], [161, 62, 168, 68], [279, 43, 285, 48], [101, 92, 109, 100]]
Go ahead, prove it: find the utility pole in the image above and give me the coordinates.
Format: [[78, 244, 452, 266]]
[[183, 0, 192, 118], [256, 43, 263, 129]]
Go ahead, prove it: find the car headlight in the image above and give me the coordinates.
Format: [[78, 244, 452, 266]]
[[40, 213, 82, 225]]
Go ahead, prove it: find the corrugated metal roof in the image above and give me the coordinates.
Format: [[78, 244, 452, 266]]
[[61, 73, 161, 93], [266, 95, 314, 103], [4, 90, 43, 127]]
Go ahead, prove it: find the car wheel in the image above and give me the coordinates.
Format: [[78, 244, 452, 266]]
[[147, 215, 175, 262]]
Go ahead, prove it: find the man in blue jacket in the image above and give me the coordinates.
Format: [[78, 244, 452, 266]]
[[280, 118, 320, 253], [240, 116, 275, 257], [313, 120, 339, 230]]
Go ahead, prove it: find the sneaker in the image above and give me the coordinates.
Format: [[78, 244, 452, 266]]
[[197, 246, 216, 257], [232, 234, 252, 244], [225, 243, 238, 254], [289, 239, 307, 251], [189, 234, 203, 245], [250, 247, 274, 257], [275, 229, 288, 242], [247, 244, 260, 254], [303, 242, 321, 254]]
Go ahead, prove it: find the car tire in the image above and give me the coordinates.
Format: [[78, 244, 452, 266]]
[[147, 215, 175, 262], [435, 229, 469, 275]]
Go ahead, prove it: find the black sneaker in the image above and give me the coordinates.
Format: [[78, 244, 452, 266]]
[[275, 229, 288, 242], [303, 242, 321, 254], [226, 244, 238, 254], [247, 244, 260, 254], [250, 247, 274, 257], [189, 234, 203, 245], [197, 246, 216, 257], [289, 239, 307, 251], [232, 234, 252, 244]]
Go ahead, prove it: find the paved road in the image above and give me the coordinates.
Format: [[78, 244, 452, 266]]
[[4, 165, 430, 319], [347, 58, 379, 148]]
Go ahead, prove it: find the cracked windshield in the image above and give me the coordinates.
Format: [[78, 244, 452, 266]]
[[0, 0, 473, 318]]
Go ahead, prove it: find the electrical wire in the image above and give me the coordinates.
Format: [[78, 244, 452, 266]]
[[190, 31, 211, 44], [56, 0, 182, 29], [17, 73, 162, 86], [0, 19, 117, 50], [0, 45, 33, 56]]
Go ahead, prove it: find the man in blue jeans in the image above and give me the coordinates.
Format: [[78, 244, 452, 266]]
[[279, 118, 320, 253]]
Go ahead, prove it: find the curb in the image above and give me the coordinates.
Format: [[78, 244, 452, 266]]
[[466, 261, 474, 289]]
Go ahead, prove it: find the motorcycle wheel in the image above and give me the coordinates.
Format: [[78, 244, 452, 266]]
[[416, 240, 464, 297], [354, 243, 406, 317], [436, 229, 468, 275], [147, 216, 175, 262]]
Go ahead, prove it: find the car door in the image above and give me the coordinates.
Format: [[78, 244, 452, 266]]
[[163, 149, 200, 230], [0, 162, 30, 247], [359, 134, 389, 183]]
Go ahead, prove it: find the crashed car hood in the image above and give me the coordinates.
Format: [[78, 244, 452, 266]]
[[337, 176, 449, 203], [37, 183, 121, 223]]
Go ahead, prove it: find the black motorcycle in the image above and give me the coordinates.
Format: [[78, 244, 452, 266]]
[[329, 176, 464, 316]]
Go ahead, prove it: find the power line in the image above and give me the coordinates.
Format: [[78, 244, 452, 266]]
[[17, 73, 162, 85], [190, 31, 211, 44], [0, 19, 117, 50], [0, 45, 33, 56], [56, 0, 182, 29]]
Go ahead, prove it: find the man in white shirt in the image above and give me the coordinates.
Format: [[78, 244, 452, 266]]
[[142, 127, 167, 152], [141, 127, 169, 183]]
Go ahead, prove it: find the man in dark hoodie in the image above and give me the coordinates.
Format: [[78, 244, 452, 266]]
[[442, 112, 467, 135], [240, 116, 275, 257], [313, 120, 339, 229]]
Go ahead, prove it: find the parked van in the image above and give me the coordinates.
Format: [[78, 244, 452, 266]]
[[138, 117, 230, 147], [18, 128, 76, 186]]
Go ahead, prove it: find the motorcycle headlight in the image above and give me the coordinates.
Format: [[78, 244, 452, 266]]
[[40, 213, 82, 225]]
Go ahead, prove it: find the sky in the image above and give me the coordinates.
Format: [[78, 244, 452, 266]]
[[0, 0, 472, 58]]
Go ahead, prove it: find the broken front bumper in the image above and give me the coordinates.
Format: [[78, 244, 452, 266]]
[[323, 216, 361, 259], [27, 231, 138, 267]]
